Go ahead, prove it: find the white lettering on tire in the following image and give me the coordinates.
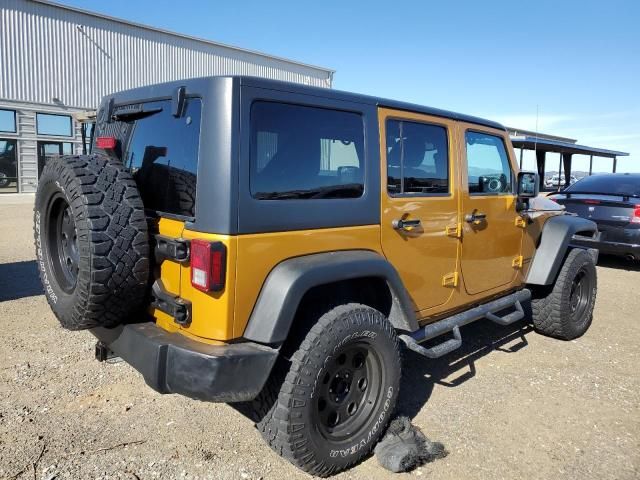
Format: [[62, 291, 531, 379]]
[[328, 385, 394, 458], [35, 210, 58, 304]]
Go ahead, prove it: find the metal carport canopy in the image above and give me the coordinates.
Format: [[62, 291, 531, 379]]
[[510, 135, 629, 158], [510, 135, 630, 190]]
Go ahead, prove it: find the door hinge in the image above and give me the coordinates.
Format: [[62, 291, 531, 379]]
[[155, 235, 190, 263], [442, 272, 459, 287], [445, 223, 462, 238], [515, 216, 527, 228], [512, 256, 524, 268], [150, 280, 192, 326]]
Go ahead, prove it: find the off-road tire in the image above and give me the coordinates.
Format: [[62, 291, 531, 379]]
[[34, 155, 150, 330], [257, 304, 402, 477], [531, 248, 597, 340]]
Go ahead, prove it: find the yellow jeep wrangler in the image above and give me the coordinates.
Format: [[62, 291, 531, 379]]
[[34, 76, 598, 476]]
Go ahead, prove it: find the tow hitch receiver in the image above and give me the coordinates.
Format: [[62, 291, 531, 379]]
[[95, 341, 117, 362]]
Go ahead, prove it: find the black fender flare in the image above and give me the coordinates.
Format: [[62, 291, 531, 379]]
[[242, 250, 419, 345], [526, 214, 598, 286]]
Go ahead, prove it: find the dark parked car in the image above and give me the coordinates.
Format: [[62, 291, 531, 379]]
[[550, 173, 640, 261]]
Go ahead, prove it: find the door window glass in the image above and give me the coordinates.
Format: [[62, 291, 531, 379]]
[[250, 102, 365, 200], [36, 113, 72, 137], [386, 119, 449, 195], [466, 131, 513, 194]]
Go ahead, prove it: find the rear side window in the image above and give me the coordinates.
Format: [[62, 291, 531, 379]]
[[466, 131, 513, 195], [566, 175, 640, 196], [250, 102, 365, 200], [386, 119, 449, 195], [113, 98, 201, 217]]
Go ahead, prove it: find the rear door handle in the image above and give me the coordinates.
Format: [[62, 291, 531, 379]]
[[465, 212, 487, 224], [392, 218, 421, 231]]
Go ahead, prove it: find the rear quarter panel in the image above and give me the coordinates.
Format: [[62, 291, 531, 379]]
[[233, 226, 382, 338]]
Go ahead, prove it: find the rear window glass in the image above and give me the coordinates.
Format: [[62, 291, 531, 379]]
[[566, 175, 640, 197], [104, 98, 201, 217], [250, 101, 365, 200]]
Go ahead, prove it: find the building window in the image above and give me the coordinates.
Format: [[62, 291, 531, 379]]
[[0, 109, 16, 133], [0, 139, 18, 193], [36, 113, 73, 137]]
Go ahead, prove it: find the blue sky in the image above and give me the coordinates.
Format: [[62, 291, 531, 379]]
[[59, 0, 640, 172]]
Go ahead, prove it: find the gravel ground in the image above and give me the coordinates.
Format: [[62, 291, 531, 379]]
[[1, 197, 639, 480]]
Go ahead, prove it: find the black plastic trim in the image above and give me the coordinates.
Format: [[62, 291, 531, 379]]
[[242, 250, 418, 345], [526, 214, 598, 285], [91, 323, 279, 403], [172, 86, 186, 117]]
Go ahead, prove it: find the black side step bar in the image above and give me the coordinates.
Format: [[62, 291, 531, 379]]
[[399, 289, 531, 359]]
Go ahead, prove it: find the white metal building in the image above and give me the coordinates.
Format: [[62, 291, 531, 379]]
[[0, 0, 334, 193]]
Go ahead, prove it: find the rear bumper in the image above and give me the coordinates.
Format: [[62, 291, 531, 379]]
[[91, 323, 279, 403], [571, 235, 640, 259]]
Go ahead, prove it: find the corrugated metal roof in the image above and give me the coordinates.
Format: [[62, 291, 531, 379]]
[[28, 0, 335, 74], [1, 0, 333, 109]]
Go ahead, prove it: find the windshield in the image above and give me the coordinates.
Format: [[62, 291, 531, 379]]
[[565, 175, 640, 197]]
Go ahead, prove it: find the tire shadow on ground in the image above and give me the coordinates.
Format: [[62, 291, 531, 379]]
[[231, 316, 535, 427], [397, 319, 534, 419], [0, 260, 42, 302]]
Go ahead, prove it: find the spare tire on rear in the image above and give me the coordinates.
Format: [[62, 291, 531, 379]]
[[34, 154, 150, 330]]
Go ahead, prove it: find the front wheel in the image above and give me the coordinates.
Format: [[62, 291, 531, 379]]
[[530, 248, 597, 340], [259, 304, 402, 477]]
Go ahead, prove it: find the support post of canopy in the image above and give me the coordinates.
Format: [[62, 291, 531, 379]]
[[562, 153, 572, 189], [519, 148, 524, 169], [557, 153, 563, 191], [589, 155, 593, 176], [536, 149, 546, 191], [613, 156, 617, 173]]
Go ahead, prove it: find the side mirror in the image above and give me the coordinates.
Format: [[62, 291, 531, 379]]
[[517, 171, 539, 198]]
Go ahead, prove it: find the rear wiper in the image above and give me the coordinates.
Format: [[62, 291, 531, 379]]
[[255, 184, 363, 200], [111, 107, 163, 122]]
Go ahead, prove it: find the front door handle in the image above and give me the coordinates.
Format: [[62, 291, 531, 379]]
[[392, 218, 422, 231], [465, 212, 487, 225]]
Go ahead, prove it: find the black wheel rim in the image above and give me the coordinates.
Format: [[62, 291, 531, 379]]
[[46, 195, 79, 293], [314, 340, 384, 441], [569, 267, 590, 322]]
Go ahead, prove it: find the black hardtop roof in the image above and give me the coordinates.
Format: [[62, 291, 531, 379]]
[[105, 75, 505, 131]]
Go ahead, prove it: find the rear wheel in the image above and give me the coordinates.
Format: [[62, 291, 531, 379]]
[[531, 248, 597, 340], [257, 304, 401, 477]]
